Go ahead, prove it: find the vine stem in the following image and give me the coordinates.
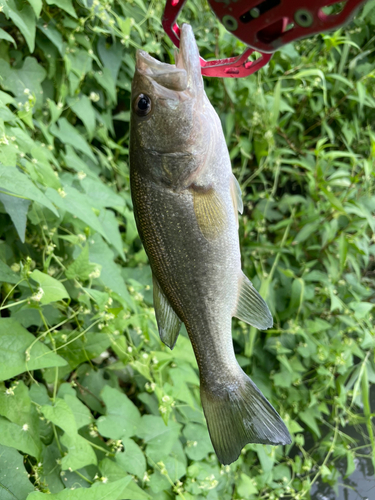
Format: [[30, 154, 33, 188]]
[[245, 208, 295, 358], [301, 408, 339, 497]]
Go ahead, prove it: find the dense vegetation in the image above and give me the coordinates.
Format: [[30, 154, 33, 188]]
[[0, 0, 374, 498]]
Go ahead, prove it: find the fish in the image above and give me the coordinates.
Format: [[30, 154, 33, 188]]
[[129, 23, 292, 465]]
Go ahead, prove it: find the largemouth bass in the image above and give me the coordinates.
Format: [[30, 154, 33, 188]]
[[130, 24, 291, 465]]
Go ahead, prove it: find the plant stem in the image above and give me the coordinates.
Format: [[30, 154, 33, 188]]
[[245, 209, 295, 358]]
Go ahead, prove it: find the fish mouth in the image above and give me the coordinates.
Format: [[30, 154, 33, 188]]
[[136, 24, 203, 95]]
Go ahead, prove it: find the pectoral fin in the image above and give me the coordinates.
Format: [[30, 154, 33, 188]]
[[230, 174, 243, 229], [153, 275, 182, 349], [230, 174, 243, 214], [192, 186, 227, 240], [234, 272, 273, 330]]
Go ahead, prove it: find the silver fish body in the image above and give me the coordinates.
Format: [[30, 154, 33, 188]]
[[130, 24, 291, 465]]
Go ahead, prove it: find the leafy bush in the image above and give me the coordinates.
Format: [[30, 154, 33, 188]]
[[0, 0, 375, 498]]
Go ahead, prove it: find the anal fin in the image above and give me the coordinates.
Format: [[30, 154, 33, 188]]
[[234, 272, 273, 330], [153, 274, 182, 349]]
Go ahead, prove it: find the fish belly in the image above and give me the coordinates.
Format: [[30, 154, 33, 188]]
[[131, 170, 239, 372]]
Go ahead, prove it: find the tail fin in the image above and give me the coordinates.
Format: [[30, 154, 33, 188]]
[[200, 372, 291, 465]]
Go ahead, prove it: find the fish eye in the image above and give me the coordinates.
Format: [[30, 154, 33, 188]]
[[134, 93, 152, 117]]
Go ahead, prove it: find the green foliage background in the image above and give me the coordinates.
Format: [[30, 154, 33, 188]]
[[0, 0, 375, 498]]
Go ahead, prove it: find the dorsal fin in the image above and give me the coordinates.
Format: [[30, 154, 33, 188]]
[[234, 272, 273, 330], [192, 185, 227, 240], [153, 274, 182, 350]]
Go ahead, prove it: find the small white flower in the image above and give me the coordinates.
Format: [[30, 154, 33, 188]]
[[162, 395, 170, 403], [22, 424, 29, 431], [77, 171, 86, 180], [58, 188, 67, 198], [31, 288, 44, 302], [89, 268, 101, 279], [127, 346, 133, 353], [23, 88, 30, 95], [143, 472, 150, 482], [265, 130, 273, 140], [89, 92, 100, 102]]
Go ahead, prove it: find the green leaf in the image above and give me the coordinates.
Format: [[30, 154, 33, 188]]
[[0, 165, 58, 216], [30, 269, 69, 304], [83, 288, 109, 309], [66, 245, 97, 281], [97, 39, 123, 82], [345, 451, 356, 478], [272, 80, 281, 127], [96, 386, 141, 439], [164, 455, 186, 482], [0, 381, 35, 428], [26, 476, 132, 499], [351, 301, 374, 319], [55, 331, 111, 370], [99, 209, 126, 261], [0, 28, 16, 47], [41, 398, 77, 435], [60, 433, 97, 471], [89, 234, 133, 308], [0, 318, 67, 381], [299, 410, 321, 437], [237, 473, 258, 497], [136, 415, 181, 462], [294, 222, 320, 244], [0, 191, 30, 242], [50, 118, 96, 163], [94, 68, 117, 103], [63, 394, 93, 430], [68, 95, 96, 140], [80, 177, 125, 209], [37, 19, 64, 55], [45, 186, 106, 239], [4, 0, 36, 52], [0, 417, 41, 457], [62, 146, 96, 178], [100, 458, 150, 499], [45, 0, 77, 18], [0, 260, 21, 284], [183, 423, 213, 461], [27, 0, 42, 16], [116, 438, 146, 478], [0, 445, 34, 500], [0, 57, 46, 106]]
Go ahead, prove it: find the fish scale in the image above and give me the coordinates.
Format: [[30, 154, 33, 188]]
[[130, 23, 291, 464]]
